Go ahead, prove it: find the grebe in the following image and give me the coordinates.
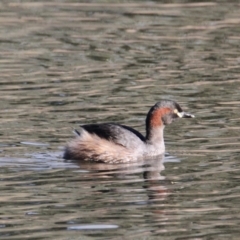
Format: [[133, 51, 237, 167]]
[[64, 100, 194, 163]]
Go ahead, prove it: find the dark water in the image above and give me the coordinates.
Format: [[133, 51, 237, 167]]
[[1, 1, 240, 239]]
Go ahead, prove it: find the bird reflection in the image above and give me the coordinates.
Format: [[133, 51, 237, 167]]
[[66, 153, 171, 202]]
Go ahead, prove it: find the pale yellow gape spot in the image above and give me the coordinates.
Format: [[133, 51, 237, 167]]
[[173, 109, 184, 118]]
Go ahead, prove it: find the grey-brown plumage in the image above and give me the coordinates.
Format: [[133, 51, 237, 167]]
[[64, 100, 194, 163]]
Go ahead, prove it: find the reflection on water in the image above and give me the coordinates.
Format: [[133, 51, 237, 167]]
[[1, 0, 240, 239]]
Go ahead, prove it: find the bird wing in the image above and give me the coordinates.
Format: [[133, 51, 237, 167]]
[[79, 123, 145, 149]]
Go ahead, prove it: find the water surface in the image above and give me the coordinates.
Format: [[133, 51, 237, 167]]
[[1, 1, 240, 239]]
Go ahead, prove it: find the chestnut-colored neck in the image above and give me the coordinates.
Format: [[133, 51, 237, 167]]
[[145, 107, 170, 142]]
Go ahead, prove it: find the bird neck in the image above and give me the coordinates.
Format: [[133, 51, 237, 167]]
[[145, 107, 165, 144], [145, 125, 165, 151]]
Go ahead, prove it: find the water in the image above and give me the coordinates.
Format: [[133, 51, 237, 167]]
[[1, 1, 240, 239]]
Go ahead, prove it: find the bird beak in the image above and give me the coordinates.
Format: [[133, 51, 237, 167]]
[[181, 112, 195, 118], [174, 109, 195, 118]]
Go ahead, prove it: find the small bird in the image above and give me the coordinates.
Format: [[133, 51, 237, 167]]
[[64, 100, 194, 163]]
